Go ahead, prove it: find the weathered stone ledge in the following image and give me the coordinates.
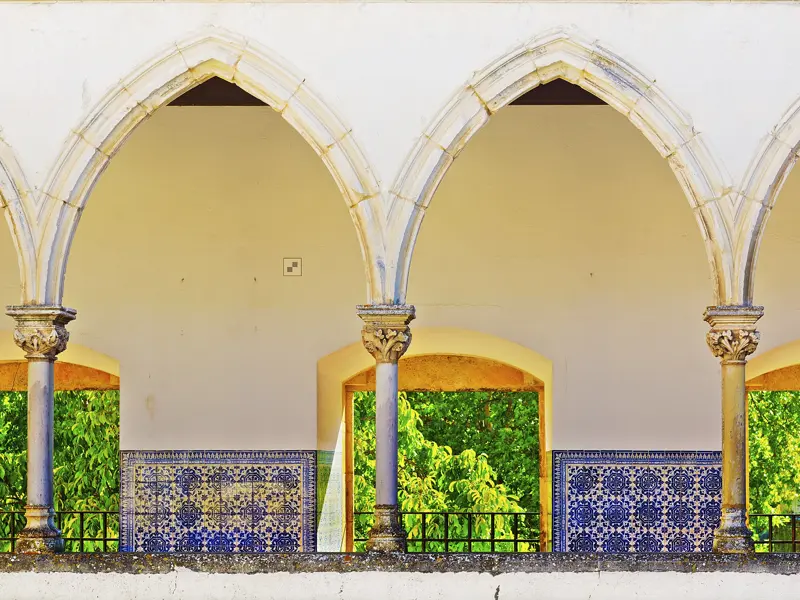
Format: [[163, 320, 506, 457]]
[[2, 552, 800, 575]]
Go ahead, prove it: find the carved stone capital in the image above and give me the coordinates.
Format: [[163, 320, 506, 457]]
[[706, 329, 760, 363], [704, 306, 763, 364], [6, 305, 77, 361], [356, 305, 415, 364]]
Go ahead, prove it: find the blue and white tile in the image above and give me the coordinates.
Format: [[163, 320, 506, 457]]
[[553, 450, 722, 553], [121, 450, 316, 553]]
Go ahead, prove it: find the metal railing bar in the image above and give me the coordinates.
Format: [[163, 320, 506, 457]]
[[1, 508, 560, 554]]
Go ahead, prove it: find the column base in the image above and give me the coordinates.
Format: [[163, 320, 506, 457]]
[[366, 505, 407, 553], [713, 507, 754, 554], [14, 505, 64, 554]]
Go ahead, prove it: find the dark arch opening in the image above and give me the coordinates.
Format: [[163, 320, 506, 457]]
[[170, 76, 605, 107]]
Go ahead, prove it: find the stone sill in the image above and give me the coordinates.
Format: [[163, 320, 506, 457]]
[[2, 553, 800, 575], [1, 0, 799, 3]]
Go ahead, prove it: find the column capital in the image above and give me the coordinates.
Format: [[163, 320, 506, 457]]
[[356, 304, 415, 364], [704, 305, 763, 364], [6, 305, 77, 360]]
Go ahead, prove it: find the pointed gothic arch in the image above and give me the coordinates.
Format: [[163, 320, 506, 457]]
[[35, 28, 385, 305], [385, 28, 734, 305], [736, 97, 800, 305], [0, 138, 37, 303]]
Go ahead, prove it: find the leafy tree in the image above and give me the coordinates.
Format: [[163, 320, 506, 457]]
[[354, 391, 537, 551], [749, 391, 800, 515], [408, 391, 540, 514], [0, 391, 120, 551], [748, 390, 800, 551]]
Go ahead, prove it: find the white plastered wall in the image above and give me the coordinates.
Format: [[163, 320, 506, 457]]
[[1, 3, 800, 192], [2, 4, 800, 307], [1, 1, 800, 451]]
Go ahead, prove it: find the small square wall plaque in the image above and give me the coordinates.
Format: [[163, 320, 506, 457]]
[[283, 258, 302, 276]]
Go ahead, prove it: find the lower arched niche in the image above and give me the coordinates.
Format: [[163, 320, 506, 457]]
[[747, 339, 800, 392], [0, 362, 119, 391], [316, 327, 552, 552], [0, 332, 120, 391]]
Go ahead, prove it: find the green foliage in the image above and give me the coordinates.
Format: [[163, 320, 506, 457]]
[[0, 391, 120, 551], [0, 393, 26, 512], [748, 391, 800, 551], [749, 391, 800, 515], [408, 391, 540, 514], [354, 391, 538, 551]]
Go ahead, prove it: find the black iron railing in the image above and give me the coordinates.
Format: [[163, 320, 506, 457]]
[[3, 509, 794, 554], [354, 511, 540, 552], [750, 513, 800, 553], [0, 510, 119, 552]]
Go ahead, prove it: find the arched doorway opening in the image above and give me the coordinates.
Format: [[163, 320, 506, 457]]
[[746, 339, 800, 546], [0, 340, 120, 551], [316, 327, 553, 551], [344, 354, 546, 551]]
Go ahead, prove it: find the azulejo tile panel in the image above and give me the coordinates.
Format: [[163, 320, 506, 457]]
[[121, 450, 316, 553], [552, 450, 722, 553]]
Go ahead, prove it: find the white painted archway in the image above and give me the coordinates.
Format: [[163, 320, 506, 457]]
[[316, 327, 554, 551], [35, 28, 386, 305], [385, 27, 734, 305], [0, 139, 38, 304], [736, 97, 800, 305]]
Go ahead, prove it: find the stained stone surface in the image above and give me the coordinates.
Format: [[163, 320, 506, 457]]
[[2, 552, 800, 575]]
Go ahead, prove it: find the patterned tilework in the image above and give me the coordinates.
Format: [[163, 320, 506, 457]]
[[552, 451, 722, 553], [120, 451, 316, 553]]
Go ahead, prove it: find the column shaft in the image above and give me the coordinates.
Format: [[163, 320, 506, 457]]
[[713, 358, 753, 552], [27, 359, 56, 507], [720, 361, 747, 515], [375, 362, 399, 506]]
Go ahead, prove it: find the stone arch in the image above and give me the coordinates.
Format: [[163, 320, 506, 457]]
[[386, 28, 733, 305], [0, 139, 38, 303], [36, 28, 384, 305], [736, 97, 800, 305]]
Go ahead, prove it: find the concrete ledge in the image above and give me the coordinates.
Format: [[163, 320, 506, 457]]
[[4, 554, 800, 600], [2, 552, 800, 574]]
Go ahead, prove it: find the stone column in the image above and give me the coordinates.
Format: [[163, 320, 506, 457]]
[[704, 305, 762, 554], [356, 304, 415, 552], [6, 305, 76, 554]]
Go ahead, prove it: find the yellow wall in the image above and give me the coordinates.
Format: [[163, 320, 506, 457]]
[[0, 104, 728, 452], [65, 107, 365, 450], [410, 106, 718, 451]]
